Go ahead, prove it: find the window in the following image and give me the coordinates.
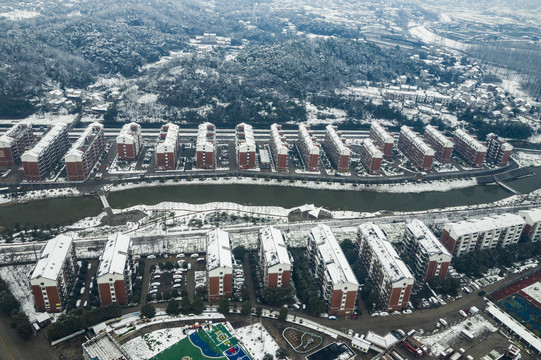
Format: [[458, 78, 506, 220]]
[[109, 278, 113, 282]]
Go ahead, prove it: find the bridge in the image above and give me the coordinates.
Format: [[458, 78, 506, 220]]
[[492, 176, 521, 195]]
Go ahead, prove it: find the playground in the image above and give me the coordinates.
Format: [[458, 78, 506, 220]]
[[498, 294, 541, 335], [282, 327, 322, 354]]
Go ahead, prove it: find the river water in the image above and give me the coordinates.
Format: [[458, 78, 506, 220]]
[[1, 167, 539, 230]]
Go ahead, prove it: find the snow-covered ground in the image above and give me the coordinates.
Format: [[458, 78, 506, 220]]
[[0, 113, 77, 127], [513, 151, 541, 167], [522, 281, 541, 303], [408, 23, 470, 51], [0, 10, 40, 20], [122, 327, 187, 360], [235, 322, 280, 360], [0, 265, 38, 321]]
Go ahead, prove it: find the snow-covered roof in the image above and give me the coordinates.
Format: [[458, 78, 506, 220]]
[[371, 122, 394, 144], [260, 226, 291, 268], [83, 333, 131, 360], [22, 123, 68, 159], [206, 229, 232, 271], [364, 331, 398, 350], [400, 126, 434, 156], [298, 124, 319, 154], [235, 123, 255, 149], [0, 121, 31, 147], [446, 213, 525, 237], [425, 125, 453, 148], [259, 149, 270, 164], [116, 122, 141, 143], [310, 224, 358, 286], [454, 128, 487, 152], [196, 122, 216, 152], [359, 222, 414, 283], [65, 122, 103, 159], [31, 235, 73, 281], [519, 208, 541, 225], [156, 123, 179, 152], [325, 125, 350, 156], [97, 233, 131, 278], [406, 220, 451, 257], [270, 123, 288, 155], [361, 138, 382, 158]]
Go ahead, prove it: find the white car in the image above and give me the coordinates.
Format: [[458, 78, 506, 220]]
[[190, 253, 199, 258]]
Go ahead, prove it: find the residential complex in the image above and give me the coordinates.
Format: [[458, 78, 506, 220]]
[[519, 208, 541, 242], [155, 123, 180, 170], [206, 229, 233, 301], [398, 126, 434, 172], [358, 222, 414, 311], [30, 235, 77, 312], [424, 125, 453, 164], [0, 122, 33, 166], [440, 214, 526, 256], [453, 129, 487, 168], [307, 224, 359, 316], [96, 233, 136, 306], [323, 125, 351, 173], [403, 220, 452, 282], [235, 123, 256, 169], [486, 133, 513, 166], [116, 122, 143, 161], [65, 122, 105, 181], [21, 123, 70, 180], [196, 122, 216, 169], [359, 138, 383, 175], [269, 123, 288, 172], [369, 122, 394, 159], [259, 226, 292, 288], [298, 124, 320, 172]]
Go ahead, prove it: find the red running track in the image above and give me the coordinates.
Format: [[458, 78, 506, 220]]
[[491, 271, 541, 302]]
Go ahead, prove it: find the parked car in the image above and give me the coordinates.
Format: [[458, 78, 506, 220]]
[[190, 253, 199, 258]]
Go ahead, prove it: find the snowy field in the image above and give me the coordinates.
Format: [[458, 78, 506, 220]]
[[0, 264, 38, 321], [235, 322, 280, 360], [522, 281, 541, 303], [0, 10, 40, 20], [513, 151, 541, 167], [408, 23, 470, 51], [122, 327, 187, 360]]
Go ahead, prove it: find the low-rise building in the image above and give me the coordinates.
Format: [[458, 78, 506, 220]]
[[116, 122, 143, 161], [453, 129, 486, 168], [298, 124, 320, 172], [65, 122, 105, 181], [370, 122, 394, 159], [269, 123, 288, 172], [323, 125, 350, 173], [403, 220, 452, 282], [358, 222, 414, 311], [308, 224, 359, 316], [206, 229, 233, 301], [359, 138, 383, 175], [486, 133, 513, 166], [398, 126, 434, 172], [519, 208, 541, 242], [440, 214, 525, 256], [235, 123, 256, 169], [259, 226, 292, 288], [196, 122, 216, 169], [0, 122, 33, 166], [155, 123, 179, 170], [96, 233, 136, 306], [83, 332, 133, 360], [30, 235, 77, 312], [424, 125, 453, 163]]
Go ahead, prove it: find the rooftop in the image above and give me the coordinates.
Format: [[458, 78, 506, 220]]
[[406, 220, 451, 257], [425, 125, 453, 147], [0, 122, 32, 146], [446, 213, 525, 237], [97, 233, 131, 278], [519, 208, 541, 224], [83, 332, 132, 360], [197, 122, 216, 152], [22, 123, 68, 159], [306, 342, 355, 360], [299, 124, 320, 154], [270, 123, 288, 154], [157, 123, 179, 149], [400, 126, 434, 156], [361, 138, 383, 158], [454, 128, 487, 152], [207, 229, 233, 271], [65, 122, 103, 158], [236, 123, 255, 148], [31, 235, 73, 281], [371, 122, 394, 144], [260, 226, 291, 267], [117, 122, 141, 139], [325, 125, 350, 155]]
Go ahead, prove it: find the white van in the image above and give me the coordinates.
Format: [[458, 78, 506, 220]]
[[76, 299, 82, 307]]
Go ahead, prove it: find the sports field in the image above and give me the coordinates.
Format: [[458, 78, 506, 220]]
[[498, 295, 541, 334]]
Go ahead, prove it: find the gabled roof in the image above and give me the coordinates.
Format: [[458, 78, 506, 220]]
[[206, 229, 232, 271], [260, 226, 291, 268], [97, 233, 131, 278], [31, 235, 73, 281]]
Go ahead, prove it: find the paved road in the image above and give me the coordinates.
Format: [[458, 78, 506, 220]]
[[0, 313, 57, 360]]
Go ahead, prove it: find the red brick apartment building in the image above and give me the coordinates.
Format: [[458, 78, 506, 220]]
[[323, 125, 351, 173], [369, 122, 394, 159], [424, 125, 453, 163], [206, 229, 233, 301], [359, 138, 383, 175], [21, 123, 70, 180], [269, 123, 288, 172], [96, 233, 136, 306], [298, 124, 320, 172], [155, 123, 179, 170], [308, 224, 359, 316], [453, 129, 487, 168], [116, 122, 143, 161], [259, 226, 292, 288], [486, 133, 513, 166], [358, 222, 414, 311], [65, 122, 105, 181], [0, 122, 34, 166], [30, 235, 77, 312], [398, 126, 434, 172], [196, 122, 216, 169], [235, 123, 256, 169]]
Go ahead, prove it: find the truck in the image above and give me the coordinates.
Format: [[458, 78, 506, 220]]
[[470, 306, 479, 315], [408, 336, 428, 355], [461, 329, 474, 342], [402, 337, 426, 358]]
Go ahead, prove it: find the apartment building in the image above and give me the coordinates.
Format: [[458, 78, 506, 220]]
[[519, 208, 541, 242], [259, 226, 292, 288], [308, 224, 359, 316], [440, 214, 525, 256], [269, 123, 288, 172], [403, 220, 452, 282], [30, 235, 77, 312], [486, 133, 513, 166], [0, 122, 33, 166], [155, 123, 180, 170], [96, 233, 136, 306], [116, 122, 143, 161], [358, 222, 414, 311], [453, 129, 487, 168], [196, 122, 216, 169], [65, 122, 105, 181], [323, 125, 351, 173], [21, 123, 70, 180], [207, 229, 233, 301], [369, 122, 394, 159], [235, 123, 256, 169], [398, 126, 434, 172], [424, 125, 453, 164], [359, 138, 383, 175], [298, 124, 320, 172]]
